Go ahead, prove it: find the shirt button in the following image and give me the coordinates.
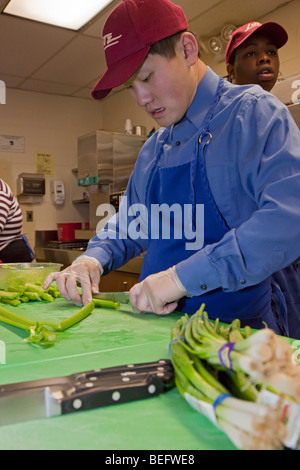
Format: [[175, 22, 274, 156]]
[[201, 284, 207, 291], [240, 279, 246, 285], [176, 141, 181, 146]]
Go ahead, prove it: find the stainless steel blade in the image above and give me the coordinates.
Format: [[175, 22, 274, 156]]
[[0, 360, 174, 425], [0, 388, 61, 426], [92, 291, 130, 304]]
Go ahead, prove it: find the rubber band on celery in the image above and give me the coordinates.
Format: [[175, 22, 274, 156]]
[[218, 342, 235, 371], [212, 393, 233, 409], [183, 314, 206, 326], [168, 337, 186, 357]]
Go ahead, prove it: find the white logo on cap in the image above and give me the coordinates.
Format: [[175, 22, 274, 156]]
[[103, 33, 122, 50], [245, 22, 261, 32]]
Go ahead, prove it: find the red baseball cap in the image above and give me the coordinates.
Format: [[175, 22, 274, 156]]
[[91, 0, 188, 100], [225, 21, 288, 65]]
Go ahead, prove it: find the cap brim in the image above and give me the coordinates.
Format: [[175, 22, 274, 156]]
[[252, 22, 288, 48], [91, 46, 150, 100]]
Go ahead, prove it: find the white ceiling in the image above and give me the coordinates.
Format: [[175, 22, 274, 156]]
[[0, 0, 293, 101]]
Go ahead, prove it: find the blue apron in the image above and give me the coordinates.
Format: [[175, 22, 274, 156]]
[[272, 264, 300, 339], [139, 77, 288, 336]]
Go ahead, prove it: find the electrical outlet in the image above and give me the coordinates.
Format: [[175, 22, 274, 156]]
[[26, 211, 33, 222]]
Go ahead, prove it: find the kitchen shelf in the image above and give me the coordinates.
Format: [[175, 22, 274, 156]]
[[72, 199, 89, 204], [74, 229, 95, 239]]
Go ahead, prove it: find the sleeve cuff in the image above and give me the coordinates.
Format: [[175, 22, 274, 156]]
[[175, 249, 221, 296]]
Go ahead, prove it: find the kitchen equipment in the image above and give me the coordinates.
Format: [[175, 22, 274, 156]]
[[93, 291, 130, 304], [50, 180, 65, 205], [133, 125, 146, 136], [57, 223, 82, 242], [0, 359, 174, 425], [77, 130, 146, 193], [16, 173, 45, 196], [109, 190, 125, 213], [124, 118, 133, 134], [0, 262, 63, 290]]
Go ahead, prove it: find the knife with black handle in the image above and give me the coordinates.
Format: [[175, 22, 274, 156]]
[[0, 359, 174, 425]]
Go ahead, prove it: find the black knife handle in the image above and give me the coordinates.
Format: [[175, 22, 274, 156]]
[[60, 373, 170, 414], [74, 359, 173, 381]]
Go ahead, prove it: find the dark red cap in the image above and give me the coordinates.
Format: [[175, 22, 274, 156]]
[[225, 21, 288, 65], [91, 0, 188, 100]]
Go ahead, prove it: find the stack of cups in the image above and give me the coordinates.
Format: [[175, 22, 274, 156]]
[[125, 118, 133, 134]]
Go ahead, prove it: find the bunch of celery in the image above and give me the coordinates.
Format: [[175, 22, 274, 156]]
[[170, 304, 300, 450], [0, 282, 62, 306]]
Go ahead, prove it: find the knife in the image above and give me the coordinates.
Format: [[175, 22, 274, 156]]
[[0, 359, 174, 425], [92, 291, 131, 304]]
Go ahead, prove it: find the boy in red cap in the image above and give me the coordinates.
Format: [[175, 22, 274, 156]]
[[225, 21, 288, 92], [45, 0, 300, 339], [226, 21, 300, 336]]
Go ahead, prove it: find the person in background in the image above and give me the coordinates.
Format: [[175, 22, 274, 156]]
[[0, 179, 34, 263], [44, 0, 300, 338], [225, 22, 300, 339], [225, 21, 287, 92]]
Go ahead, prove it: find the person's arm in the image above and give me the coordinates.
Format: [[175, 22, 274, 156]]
[[0, 182, 12, 232], [176, 94, 300, 296], [130, 95, 300, 313], [43, 134, 160, 305]]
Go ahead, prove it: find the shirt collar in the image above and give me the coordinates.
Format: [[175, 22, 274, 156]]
[[169, 67, 220, 141], [186, 66, 220, 129]]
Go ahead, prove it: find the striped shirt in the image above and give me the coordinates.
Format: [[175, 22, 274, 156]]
[[0, 179, 23, 250]]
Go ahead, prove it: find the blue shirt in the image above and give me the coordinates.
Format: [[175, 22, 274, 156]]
[[83, 67, 300, 300]]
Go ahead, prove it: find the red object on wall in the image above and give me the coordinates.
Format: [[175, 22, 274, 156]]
[[57, 223, 82, 242]]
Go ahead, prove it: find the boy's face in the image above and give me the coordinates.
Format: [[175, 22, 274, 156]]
[[126, 46, 197, 127], [227, 33, 280, 92]]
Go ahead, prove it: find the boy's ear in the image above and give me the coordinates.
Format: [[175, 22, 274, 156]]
[[180, 32, 199, 66], [227, 63, 235, 81]]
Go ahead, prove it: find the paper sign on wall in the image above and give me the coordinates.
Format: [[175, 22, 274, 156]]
[[35, 151, 54, 177], [0, 135, 25, 152]]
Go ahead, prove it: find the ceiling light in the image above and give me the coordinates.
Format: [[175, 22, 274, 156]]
[[221, 25, 237, 42], [3, 0, 114, 30], [208, 36, 223, 54]]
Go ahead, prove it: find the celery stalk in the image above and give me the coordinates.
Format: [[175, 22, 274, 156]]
[[42, 301, 95, 331], [0, 298, 21, 306], [0, 313, 33, 331], [93, 298, 120, 309], [0, 312, 57, 348], [0, 305, 36, 326], [0, 290, 19, 300]]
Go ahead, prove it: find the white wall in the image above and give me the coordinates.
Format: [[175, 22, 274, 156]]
[[0, 88, 103, 249]]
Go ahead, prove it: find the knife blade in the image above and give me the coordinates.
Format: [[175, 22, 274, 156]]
[[92, 291, 130, 304], [0, 359, 174, 425]]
